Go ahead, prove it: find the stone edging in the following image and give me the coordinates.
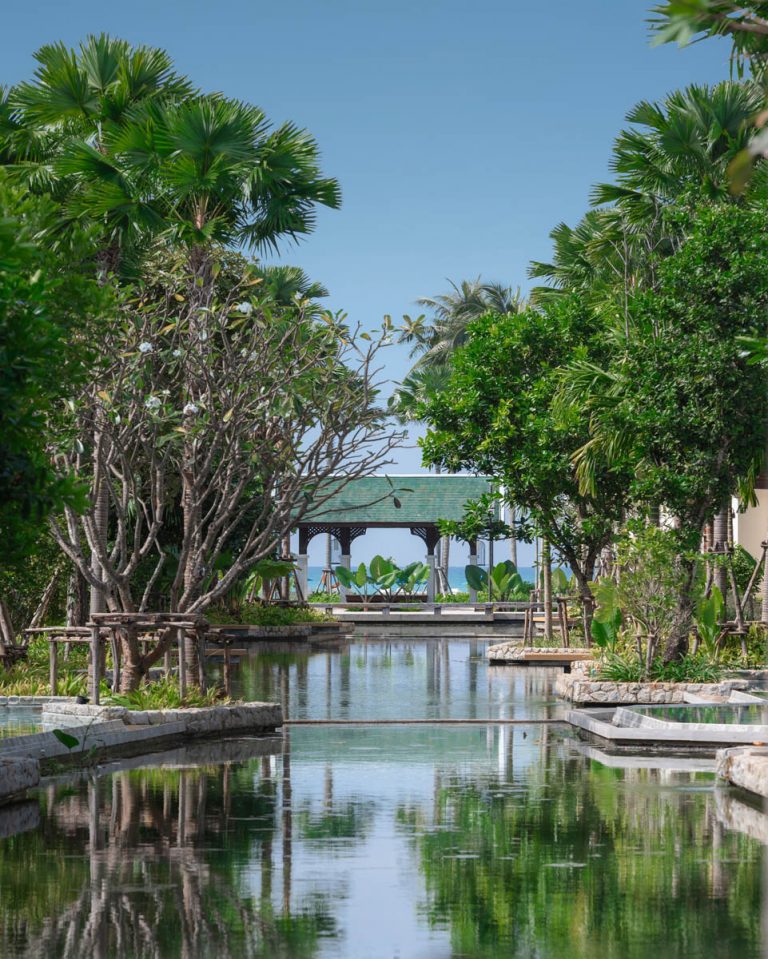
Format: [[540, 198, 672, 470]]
[[0, 701, 283, 800], [717, 746, 768, 799], [488, 642, 594, 662], [557, 662, 747, 705]]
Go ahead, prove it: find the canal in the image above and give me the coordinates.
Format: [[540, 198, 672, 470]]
[[0, 638, 762, 958]]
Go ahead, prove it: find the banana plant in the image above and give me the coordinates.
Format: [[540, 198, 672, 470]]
[[694, 586, 724, 659], [590, 580, 623, 651]]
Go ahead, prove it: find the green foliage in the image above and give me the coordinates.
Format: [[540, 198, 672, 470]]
[[694, 586, 724, 659], [0, 636, 90, 695], [51, 729, 79, 751], [435, 591, 470, 603], [0, 530, 67, 636], [421, 296, 630, 590], [335, 557, 429, 599], [206, 604, 334, 626], [600, 651, 723, 683], [0, 174, 108, 560], [591, 525, 697, 675], [437, 492, 513, 545], [105, 676, 223, 710], [464, 561, 532, 600], [590, 580, 623, 651]]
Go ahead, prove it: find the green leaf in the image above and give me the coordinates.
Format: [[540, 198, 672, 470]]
[[465, 565, 488, 591], [52, 728, 79, 751]]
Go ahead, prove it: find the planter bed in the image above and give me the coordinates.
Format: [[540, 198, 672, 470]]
[[556, 661, 747, 705], [567, 706, 768, 750]]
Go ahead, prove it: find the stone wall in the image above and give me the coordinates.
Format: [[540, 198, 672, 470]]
[[488, 642, 594, 662], [717, 746, 768, 800], [556, 662, 747, 705], [0, 758, 39, 806]]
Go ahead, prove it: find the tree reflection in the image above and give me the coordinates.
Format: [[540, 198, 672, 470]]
[[0, 741, 335, 958], [401, 742, 763, 958]]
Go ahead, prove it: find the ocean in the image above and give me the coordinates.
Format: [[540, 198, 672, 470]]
[[307, 564, 538, 593]]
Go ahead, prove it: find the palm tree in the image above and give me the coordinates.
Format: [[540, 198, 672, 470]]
[[252, 264, 329, 306], [1, 37, 195, 617], [1, 37, 342, 624], [394, 279, 524, 591], [411, 278, 525, 369]]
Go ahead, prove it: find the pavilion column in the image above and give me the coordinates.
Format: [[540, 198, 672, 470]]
[[425, 527, 440, 603], [297, 529, 309, 602], [468, 540, 478, 603], [338, 529, 352, 572]]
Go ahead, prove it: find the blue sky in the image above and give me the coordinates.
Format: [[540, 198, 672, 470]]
[[3, 1, 732, 567]]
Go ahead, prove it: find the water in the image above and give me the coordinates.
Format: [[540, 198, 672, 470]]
[[0, 706, 41, 739], [0, 638, 764, 958], [227, 639, 562, 721], [632, 704, 768, 726]]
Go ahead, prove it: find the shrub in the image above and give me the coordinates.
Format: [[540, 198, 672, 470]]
[[105, 676, 224, 709]]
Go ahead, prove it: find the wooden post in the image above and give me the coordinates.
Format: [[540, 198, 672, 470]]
[[49, 639, 58, 696], [224, 644, 232, 698], [178, 627, 187, 699], [196, 626, 207, 694], [110, 631, 120, 693], [90, 625, 100, 704], [558, 599, 570, 648]]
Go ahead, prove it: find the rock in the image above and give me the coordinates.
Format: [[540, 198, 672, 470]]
[[0, 758, 39, 805]]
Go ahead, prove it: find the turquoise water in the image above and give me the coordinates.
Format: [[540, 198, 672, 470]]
[[307, 565, 538, 593], [0, 638, 764, 958]]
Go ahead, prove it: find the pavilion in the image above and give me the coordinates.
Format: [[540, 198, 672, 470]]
[[295, 474, 492, 601]]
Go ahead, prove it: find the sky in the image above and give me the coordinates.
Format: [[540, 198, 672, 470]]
[[3, 1, 733, 567]]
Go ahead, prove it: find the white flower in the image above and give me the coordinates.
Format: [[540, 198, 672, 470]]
[[138, 341, 154, 354], [172, 348, 183, 358], [237, 301, 253, 315], [145, 396, 161, 410], [183, 402, 199, 415]]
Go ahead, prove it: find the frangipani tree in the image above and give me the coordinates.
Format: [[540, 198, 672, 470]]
[[48, 258, 403, 688]]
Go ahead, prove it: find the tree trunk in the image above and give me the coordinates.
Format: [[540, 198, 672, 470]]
[[712, 504, 728, 606], [542, 539, 553, 642], [89, 411, 109, 617], [28, 571, 60, 630], [663, 556, 698, 663], [508, 505, 517, 566], [440, 535, 451, 594], [66, 568, 88, 627]]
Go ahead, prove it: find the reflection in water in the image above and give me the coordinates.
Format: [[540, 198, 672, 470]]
[[0, 640, 764, 958], [227, 639, 563, 721]]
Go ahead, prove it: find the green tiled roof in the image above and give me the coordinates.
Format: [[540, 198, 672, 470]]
[[299, 474, 492, 525]]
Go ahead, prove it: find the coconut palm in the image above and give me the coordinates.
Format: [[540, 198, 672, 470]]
[[410, 278, 525, 369]]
